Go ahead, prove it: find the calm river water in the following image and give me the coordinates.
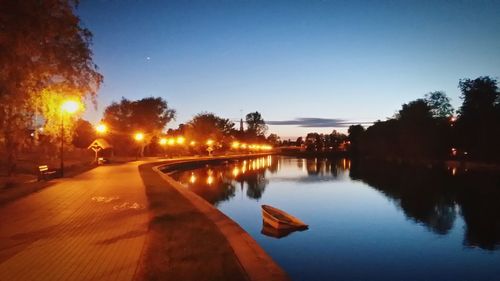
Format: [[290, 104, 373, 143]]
[[170, 156, 500, 281]]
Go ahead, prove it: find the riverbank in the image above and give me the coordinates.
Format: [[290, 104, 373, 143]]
[[136, 154, 288, 281]]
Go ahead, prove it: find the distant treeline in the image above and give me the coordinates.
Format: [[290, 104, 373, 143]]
[[348, 76, 500, 163]]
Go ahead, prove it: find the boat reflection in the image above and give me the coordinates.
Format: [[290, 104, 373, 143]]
[[261, 222, 307, 239]]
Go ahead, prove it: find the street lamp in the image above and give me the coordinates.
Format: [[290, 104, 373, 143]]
[[134, 132, 145, 159], [93, 123, 108, 163], [60, 100, 80, 177], [61, 100, 79, 114], [231, 141, 240, 149], [449, 116, 456, 127], [158, 137, 168, 158], [176, 136, 185, 145], [159, 137, 167, 146], [96, 123, 107, 134], [134, 132, 144, 142]]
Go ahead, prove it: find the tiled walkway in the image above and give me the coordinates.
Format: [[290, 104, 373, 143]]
[[0, 162, 148, 281]]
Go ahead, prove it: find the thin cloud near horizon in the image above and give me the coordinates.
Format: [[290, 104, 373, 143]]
[[266, 118, 373, 128]]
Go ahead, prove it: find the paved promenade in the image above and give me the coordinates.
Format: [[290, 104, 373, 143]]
[[0, 156, 288, 281], [0, 162, 149, 281]]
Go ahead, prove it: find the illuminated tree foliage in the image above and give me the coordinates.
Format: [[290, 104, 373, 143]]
[[35, 85, 86, 142], [102, 97, 176, 155], [184, 113, 235, 145], [0, 0, 102, 174]]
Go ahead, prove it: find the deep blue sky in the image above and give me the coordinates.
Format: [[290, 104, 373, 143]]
[[78, 0, 500, 138]]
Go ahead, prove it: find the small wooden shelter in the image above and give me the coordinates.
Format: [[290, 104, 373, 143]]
[[88, 138, 113, 162]]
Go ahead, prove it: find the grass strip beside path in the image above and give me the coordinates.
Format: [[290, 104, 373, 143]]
[[136, 162, 248, 281]]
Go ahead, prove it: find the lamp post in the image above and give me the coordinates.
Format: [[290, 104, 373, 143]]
[[60, 100, 80, 177], [134, 132, 144, 160], [93, 123, 108, 163], [159, 137, 167, 157]]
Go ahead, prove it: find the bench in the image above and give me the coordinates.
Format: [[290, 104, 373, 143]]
[[38, 165, 58, 181], [97, 157, 110, 165]]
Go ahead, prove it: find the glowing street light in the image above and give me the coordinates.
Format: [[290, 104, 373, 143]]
[[134, 132, 144, 142], [261, 145, 273, 151], [95, 123, 107, 134], [60, 100, 81, 177], [176, 136, 185, 145], [450, 116, 457, 126], [190, 140, 196, 146], [159, 138, 167, 146], [167, 138, 175, 145], [231, 141, 240, 149], [206, 139, 215, 156], [61, 100, 80, 114], [134, 132, 145, 159]]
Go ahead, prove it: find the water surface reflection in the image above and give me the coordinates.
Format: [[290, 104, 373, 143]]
[[174, 156, 275, 204], [350, 159, 500, 250], [171, 156, 500, 281]]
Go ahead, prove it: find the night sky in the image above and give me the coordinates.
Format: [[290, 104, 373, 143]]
[[77, 0, 500, 138]]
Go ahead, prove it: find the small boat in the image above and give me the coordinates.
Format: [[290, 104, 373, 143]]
[[261, 205, 308, 230]]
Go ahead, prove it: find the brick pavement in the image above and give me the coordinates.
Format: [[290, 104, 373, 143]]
[[0, 162, 148, 281]]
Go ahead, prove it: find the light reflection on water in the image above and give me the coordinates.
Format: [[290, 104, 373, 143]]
[[170, 156, 500, 281]]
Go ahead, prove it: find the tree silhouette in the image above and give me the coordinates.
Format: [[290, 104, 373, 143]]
[[425, 91, 454, 118], [355, 96, 453, 161], [295, 137, 304, 146], [266, 133, 280, 146], [72, 119, 96, 149], [457, 77, 500, 161], [245, 111, 268, 140], [396, 99, 433, 122], [348, 125, 365, 155]]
